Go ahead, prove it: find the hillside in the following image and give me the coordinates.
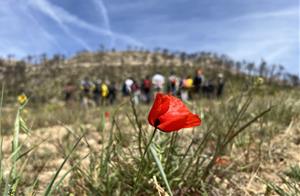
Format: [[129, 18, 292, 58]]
[[1, 50, 298, 102], [0, 49, 299, 195]]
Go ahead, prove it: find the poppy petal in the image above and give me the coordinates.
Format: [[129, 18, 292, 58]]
[[148, 93, 202, 132], [158, 114, 187, 132], [158, 112, 201, 132], [167, 95, 190, 113], [148, 93, 170, 126], [183, 113, 201, 128]]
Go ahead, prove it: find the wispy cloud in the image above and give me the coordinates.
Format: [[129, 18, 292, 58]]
[[0, 1, 57, 56], [28, 0, 143, 46], [230, 7, 299, 22], [21, 4, 66, 53], [92, 0, 115, 47], [225, 7, 299, 69], [28, 0, 92, 50]]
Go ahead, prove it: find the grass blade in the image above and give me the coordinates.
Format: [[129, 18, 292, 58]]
[[52, 153, 90, 192], [150, 144, 173, 196], [12, 109, 20, 180], [44, 133, 85, 196]]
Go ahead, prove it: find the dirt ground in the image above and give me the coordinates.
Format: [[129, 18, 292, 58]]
[[1, 118, 299, 195]]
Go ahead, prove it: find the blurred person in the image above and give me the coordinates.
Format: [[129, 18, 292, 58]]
[[80, 77, 92, 107], [180, 75, 193, 101], [63, 81, 76, 105], [203, 79, 215, 99], [152, 73, 165, 95], [108, 81, 117, 105], [122, 82, 128, 96], [131, 79, 140, 105], [101, 80, 109, 105], [179, 78, 188, 101], [122, 78, 133, 96], [92, 79, 101, 106], [167, 71, 179, 95], [141, 75, 152, 104], [186, 75, 194, 99], [216, 73, 225, 98], [193, 69, 204, 97]]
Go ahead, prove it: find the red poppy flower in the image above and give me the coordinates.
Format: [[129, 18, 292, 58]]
[[148, 93, 201, 132], [105, 111, 110, 119]]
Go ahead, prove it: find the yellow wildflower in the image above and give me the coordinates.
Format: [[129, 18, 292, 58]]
[[18, 94, 27, 105], [255, 77, 264, 86]]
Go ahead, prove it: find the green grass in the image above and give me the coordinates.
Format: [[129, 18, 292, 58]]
[[0, 80, 299, 195]]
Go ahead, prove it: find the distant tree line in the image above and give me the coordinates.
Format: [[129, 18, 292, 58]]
[[0, 46, 298, 101]]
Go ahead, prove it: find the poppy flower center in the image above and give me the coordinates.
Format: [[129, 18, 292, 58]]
[[154, 119, 160, 127]]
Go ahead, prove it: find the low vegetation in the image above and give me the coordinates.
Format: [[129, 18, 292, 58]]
[[0, 50, 299, 195]]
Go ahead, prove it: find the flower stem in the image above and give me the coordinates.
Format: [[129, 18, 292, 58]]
[[134, 127, 157, 192], [142, 127, 157, 158]]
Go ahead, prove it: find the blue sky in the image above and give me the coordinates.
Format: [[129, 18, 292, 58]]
[[0, 0, 299, 75]]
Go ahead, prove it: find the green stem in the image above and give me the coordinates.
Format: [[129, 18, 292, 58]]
[[150, 144, 173, 196], [134, 127, 157, 192], [12, 109, 20, 179], [165, 132, 177, 171], [142, 128, 157, 159], [129, 93, 144, 158]]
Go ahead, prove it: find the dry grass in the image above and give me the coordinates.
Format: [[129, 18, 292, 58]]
[[0, 83, 299, 195]]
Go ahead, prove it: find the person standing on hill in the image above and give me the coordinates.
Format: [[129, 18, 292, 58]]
[[180, 78, 188, 101], [186, 75, 194, 99], [193, 69, 204, 98], [123, 78, 134, 96], [92, 79, 101, 106], [131, 79, 140, 105], [180, 75, 193, 101], [80, 77, 92, 107], [167, 72, 179, 96], [108, 81, 117, 105], [216, 73, 225, 98], [152, 73, 165, 95], [101, 80, 109, 105], [141, 75, 152, 104], [203, 79, 215, 99], [64, 81, 76, 105]]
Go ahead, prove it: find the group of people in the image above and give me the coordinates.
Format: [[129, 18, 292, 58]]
[[63, 69, 225, 107]]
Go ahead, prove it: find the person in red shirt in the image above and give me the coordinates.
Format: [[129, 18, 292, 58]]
[[141, 75, 152, 104]]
